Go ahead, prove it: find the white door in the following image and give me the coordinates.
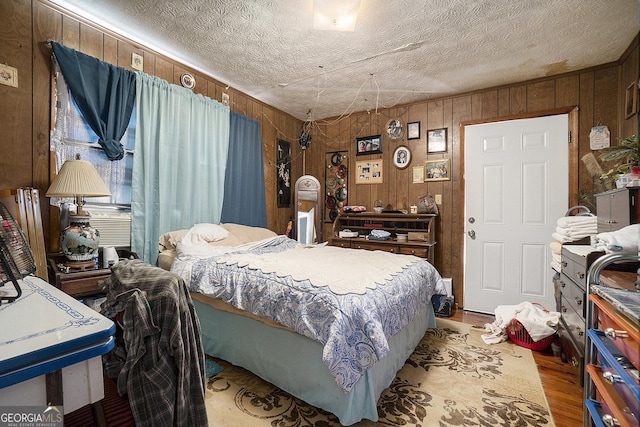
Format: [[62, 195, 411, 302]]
[[463, 114, 568, 314]]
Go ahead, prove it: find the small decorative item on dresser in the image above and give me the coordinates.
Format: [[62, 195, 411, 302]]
[[417, 195, 438, 215]]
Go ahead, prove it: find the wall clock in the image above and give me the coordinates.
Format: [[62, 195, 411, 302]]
[[386, 119, 402, 140], [180, 73, 195, 89]]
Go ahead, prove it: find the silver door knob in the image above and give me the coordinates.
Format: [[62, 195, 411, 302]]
[[468, 230, 476, 239]]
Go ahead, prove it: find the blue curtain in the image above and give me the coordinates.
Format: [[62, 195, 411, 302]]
[[221, 112, 267, 228], [50, 42, 136, 161], [132, 73, 230, 264]]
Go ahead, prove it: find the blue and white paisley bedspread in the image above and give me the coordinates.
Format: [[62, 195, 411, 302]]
[[179, 236, 446, 392]]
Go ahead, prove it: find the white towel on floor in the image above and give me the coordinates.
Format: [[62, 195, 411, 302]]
[[482, 302, 560, 345]]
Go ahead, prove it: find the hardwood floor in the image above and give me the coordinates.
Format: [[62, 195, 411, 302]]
[[449, 309, 583, 427]]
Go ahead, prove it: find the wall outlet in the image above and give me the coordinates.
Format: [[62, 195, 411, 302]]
[[435, 194, 442, 204]]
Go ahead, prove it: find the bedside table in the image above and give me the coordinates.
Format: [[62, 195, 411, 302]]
[[47, 249, 137, 298]]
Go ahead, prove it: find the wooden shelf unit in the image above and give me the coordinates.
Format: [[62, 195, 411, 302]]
[[329, 213, 437, 264]]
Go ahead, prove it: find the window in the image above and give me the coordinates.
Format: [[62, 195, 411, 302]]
[[51, 63, 135, 206]]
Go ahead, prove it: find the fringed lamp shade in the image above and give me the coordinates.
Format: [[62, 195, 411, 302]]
[[46, 159, 111, 266]]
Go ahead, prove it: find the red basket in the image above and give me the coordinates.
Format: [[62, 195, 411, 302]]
[[505, 304, 555, 351]]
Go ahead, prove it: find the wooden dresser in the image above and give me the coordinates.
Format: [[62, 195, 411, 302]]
[[584, 254, 639, 427], [558, 244, 605, 385], [328, 213, 436, 264]]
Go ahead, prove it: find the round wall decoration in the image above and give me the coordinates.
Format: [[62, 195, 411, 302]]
[[392, 145, 411, 169], [386, 119, 403, 140], [330, 152, 343, 166], [180, 73, 195, 89]]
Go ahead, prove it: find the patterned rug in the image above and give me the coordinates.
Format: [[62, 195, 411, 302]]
[[204, 318, 555, 426]]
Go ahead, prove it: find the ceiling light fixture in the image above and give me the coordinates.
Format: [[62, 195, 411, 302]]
[[313, 0, 360, 32]]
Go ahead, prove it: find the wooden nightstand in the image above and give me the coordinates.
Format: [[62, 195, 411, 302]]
[[47, 249, 137, 298]]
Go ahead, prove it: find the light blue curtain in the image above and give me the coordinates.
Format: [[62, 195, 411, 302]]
[[132, 72, 230, 264], [220, 111, 267, 228]]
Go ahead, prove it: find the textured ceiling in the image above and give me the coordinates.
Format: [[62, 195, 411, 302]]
[[51, 0, 639, 121]]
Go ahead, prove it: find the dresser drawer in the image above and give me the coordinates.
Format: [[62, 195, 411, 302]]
[[596, 306, 640, 371], [561, 249, 588, 287], [351, 242, 399, 254], [558, 319, 584, 384], [560, 299, 585, 352], [587, 331, 640, 426], [329, 239, 351, 248], [399, 247, 429, 258], [560, 246, 604, 287], [585, 400, 615, 427], [560, 273, 586, 318]]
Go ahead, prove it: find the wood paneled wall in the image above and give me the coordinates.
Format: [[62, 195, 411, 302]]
[[0, 1, 637, 306], [308, 33, 638, 306]]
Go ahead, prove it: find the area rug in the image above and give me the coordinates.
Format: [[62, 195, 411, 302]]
[[204, 318, 555, 426]]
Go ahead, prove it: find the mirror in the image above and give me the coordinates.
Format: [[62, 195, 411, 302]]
[[294, 175, 322, 244]]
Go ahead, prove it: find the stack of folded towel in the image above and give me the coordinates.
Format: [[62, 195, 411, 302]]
[[592, 224, 639, 254], [552, 215, 598, 244], [549, 240, 563, 272]]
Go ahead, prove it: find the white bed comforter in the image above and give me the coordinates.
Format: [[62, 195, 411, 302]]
[[171, 235, 446, 392]]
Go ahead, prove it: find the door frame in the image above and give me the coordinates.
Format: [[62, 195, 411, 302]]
[[457, 106, 579, 309]]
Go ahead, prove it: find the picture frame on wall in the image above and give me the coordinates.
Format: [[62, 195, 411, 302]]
[[412, 166, 425, 183], [356, 135, 383, 156], [625, 81, 637, 119], [427, 128, 447, 153], [392, 146, 411, 169], [407, 121, 420, 140], [424, 159, 450, 181], [355, 160, 383, 184]]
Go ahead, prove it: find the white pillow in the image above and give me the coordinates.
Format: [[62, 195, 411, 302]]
[[180, 223, 229, 246]]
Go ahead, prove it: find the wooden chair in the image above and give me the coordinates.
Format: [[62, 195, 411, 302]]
[[0, 188, 48, 280]]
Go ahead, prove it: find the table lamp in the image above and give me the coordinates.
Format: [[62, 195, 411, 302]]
[[46, 157, 111, 269]]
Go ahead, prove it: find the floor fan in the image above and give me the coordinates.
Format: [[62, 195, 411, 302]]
[[0, 201, 36, 304]]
